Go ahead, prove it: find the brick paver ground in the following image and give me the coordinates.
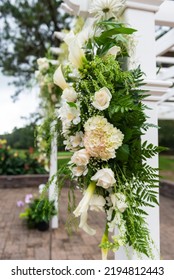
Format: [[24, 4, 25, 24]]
[[0, 187, 173, 260]]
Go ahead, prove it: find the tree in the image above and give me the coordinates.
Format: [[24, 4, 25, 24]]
[[0, 124, 36, 149], [0, 0, 71, 98]]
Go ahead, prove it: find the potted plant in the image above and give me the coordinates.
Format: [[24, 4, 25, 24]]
[[19, 197, 57, 231]]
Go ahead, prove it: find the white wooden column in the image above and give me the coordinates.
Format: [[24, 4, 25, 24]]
[[49, 122, 58, 228], [115, 0, 166, 260]]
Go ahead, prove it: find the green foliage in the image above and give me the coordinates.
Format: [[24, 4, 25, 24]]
[[0, 139, 47, 175], [0, 0, 71, 97], [159, 120, 174, 154], [20, 197, 57, 229], [0, 124, 35, 149]]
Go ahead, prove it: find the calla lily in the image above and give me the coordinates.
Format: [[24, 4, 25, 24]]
[[68, 39, 85, 68], [73, 182, 96, 235], [106, 46, 121, 58], [64, 30, 86, 69], [53, 65, 68, 90]]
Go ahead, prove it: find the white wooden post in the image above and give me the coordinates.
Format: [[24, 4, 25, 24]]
[[115, 0, 170, 260], [49, 122, 58, 228]]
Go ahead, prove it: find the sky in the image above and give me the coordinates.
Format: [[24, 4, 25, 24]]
[[0, 73, 40, 135]]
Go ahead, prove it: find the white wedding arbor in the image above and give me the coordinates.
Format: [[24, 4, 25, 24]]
[[49, 0, 174, 259]]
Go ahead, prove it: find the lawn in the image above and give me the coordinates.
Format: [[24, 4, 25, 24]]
[[159, 155, 174, 181]]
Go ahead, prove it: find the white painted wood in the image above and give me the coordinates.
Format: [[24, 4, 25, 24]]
[[126, 0, 164, 12], [156, 56, 174, 65], [155, 0, 174, 27], [124, 7, 157, 79], [157, 88, 174, 105], [49, 122, 58, 229], [116, 0, 167, 260], [156, 28, 174, 56], [158, 104, 174, 120], [62, 0, 91, 17], [157, 65, 174, 80]]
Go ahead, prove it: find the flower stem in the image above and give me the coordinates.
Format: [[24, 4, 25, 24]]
[[101, 223, 109, 260]]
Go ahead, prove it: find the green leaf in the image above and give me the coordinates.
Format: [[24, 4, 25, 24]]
[[67, 102, 77, 109], [116, 144, 130, 162]]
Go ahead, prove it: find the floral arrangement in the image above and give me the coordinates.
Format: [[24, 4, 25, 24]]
[[51, 0, 161, 259]]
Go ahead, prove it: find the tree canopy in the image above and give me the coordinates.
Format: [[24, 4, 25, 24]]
[[0, 0, 70, 97]]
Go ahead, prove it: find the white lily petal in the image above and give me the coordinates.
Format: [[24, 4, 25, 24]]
[[53, 65, 68, 90], [73, 182, 96, 236], [79, 211, 96, 236], [68, 40, 85, 68]]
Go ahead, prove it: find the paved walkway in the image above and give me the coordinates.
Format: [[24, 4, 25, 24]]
[[0, 187, 173, 260]]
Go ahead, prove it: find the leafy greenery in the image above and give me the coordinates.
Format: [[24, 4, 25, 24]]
[[20, 197, 56, 229], [159, 120, 174, 154], [0, 139, 47, 175], [0, 124, 36, 149]]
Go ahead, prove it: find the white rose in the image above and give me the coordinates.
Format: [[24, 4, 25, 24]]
[[37, 57, 49, 71], [71, 149, 90, 166], [71, 165, 88, 177], [110, 193, 127, 213], [106, 46, 121, 58], [92, 87, 112, 111], [62, 88, 78, 102], [91, 168, 116, 189]]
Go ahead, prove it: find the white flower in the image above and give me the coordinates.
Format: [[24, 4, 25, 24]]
[[37, 57, 49, 71], [91, 168, 116, 189], [58, 102, 81, 126], [69, 39, 85, 68], [110, 193, 127, 213], [64, 30, 85, 68], [62, 87, 78, 102], [70, 131, 84, 149], [92, 87, 112, 111], [73, 182, 96, 235], [106, 46, 121, 58], [71, 165, 88, 177], [89, 195, 105, 212], [53, 65, 68, 90], [84, 116, 124, 160], [64, 132, 84, 152], [108, 212, 122, 232], [71, 149, 90, 166], [38, 184, 46, 194], [89, 0, 126, 20]]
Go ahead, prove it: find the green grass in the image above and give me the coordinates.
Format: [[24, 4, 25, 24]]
[[58, 151, 73, 158], [159, 155, 174, 181], [58, 151, 71, 169]]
